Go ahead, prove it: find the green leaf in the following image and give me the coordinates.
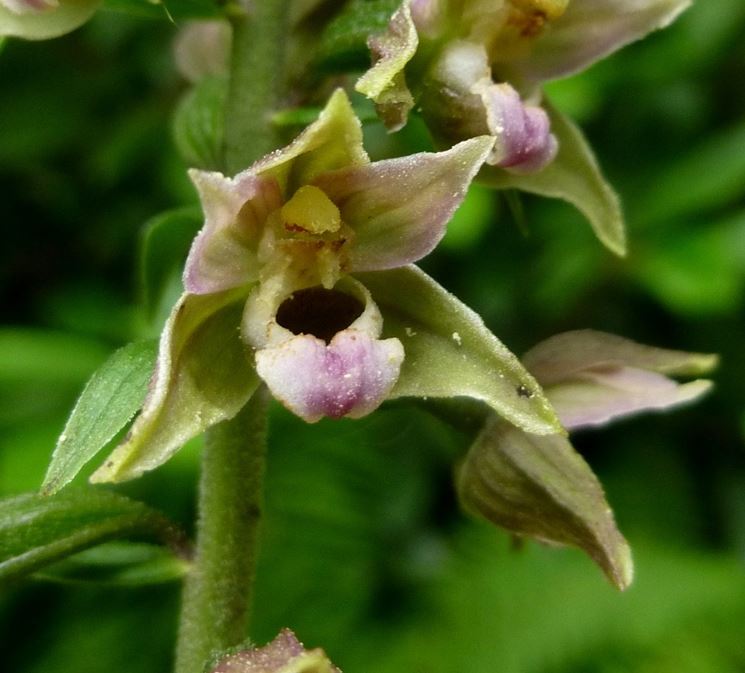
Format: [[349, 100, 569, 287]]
[[172, 76, 228, 171], [483, 100, 626, 256], [139, 207, 202, 323], [91, 291, 258, 483], [34, 541, 188, 585], [458, 418, 633, 590], [0, 489, 187, 585], [356, 265, 562, 436], [41, 340, 158, 496]]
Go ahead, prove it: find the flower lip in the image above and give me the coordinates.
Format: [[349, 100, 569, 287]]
[[276, 286, 365, 343]]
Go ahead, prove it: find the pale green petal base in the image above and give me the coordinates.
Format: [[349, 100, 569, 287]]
[[91, 290, 258, 483]]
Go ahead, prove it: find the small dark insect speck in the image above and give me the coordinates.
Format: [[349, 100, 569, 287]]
[[516, 385, 533, 398]]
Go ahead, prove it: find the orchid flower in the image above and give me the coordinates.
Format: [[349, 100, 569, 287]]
[[91, 90, 563, 483], [357, 0, 691, 254], [457, 330, 716, 590], [210, 629, 339, 673], [0, 0, 99, 39]]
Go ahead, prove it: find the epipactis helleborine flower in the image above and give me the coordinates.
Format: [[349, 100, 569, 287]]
[[0, 0, 99, 39], [457, 330, 716, 590], [210, 629, 339, 673], [357, 0, 691, 255], [92, 89, 563, 483]]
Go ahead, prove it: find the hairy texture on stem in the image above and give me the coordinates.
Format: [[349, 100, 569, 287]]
[[174, 388, 269, 673], [224, 2, 289, 173]]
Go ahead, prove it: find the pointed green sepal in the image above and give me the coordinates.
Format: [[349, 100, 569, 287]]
[[483, 100, 626, 256], [91, 290, 258, 483], [356, 265, 562, 436]]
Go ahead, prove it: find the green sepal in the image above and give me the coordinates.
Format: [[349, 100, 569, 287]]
[[0, 489, 187, 586], [91, 290, 258, 483], [483, 100, 626, 256], [458, 418, 633, 590], [356, 265, 562, 436], [172, 76, 228, 171], [42, 339, 158, 495]]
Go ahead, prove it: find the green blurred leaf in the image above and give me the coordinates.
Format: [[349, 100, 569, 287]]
[[172, 76, 228, 171], [316, 0, 400, 71], [484, 101, 626, 256], [634, 210, 745, 315], [42, 340, 158, 495], [105, 0, 223, 20], [0, 329, 108, 385], [139, 207, 202, 322], [634, 122, 745, 226], [102, 0, 165, 19], [162, 0, 223, 20], [357, 265, 562, 436], [458, 418, 632, 590], [35, 541, 187, 585], [0, 489, 186, 585]]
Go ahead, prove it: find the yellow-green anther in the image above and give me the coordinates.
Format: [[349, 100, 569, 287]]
[[281, 185, 341, 235]]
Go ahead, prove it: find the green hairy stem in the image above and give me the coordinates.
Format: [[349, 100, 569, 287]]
[[224, 0, 290, 173], [174, 387, 270, 673]]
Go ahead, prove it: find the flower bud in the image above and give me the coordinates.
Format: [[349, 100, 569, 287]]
[[211, 629, 340, 673]]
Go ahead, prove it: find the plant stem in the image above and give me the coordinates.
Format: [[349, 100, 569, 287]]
[[174, 387, 269, 673], [224, 0, 289, 173]]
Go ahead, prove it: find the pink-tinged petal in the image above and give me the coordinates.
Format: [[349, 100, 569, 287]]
[[184, 169, 282, 294], [250, 89, 369, 191], [508, 0, 692, 84], [256, 330, 404, 423], [523, 329, 718, 385], [522, 330, 717, 430], [315, 136, 494, 271], [211, 629, 340, 673], [548, 368, 713, 430], [355, 1, 418, 131], [91, 289, 257, 483], [1, 0, 98, 38], [1, 0, 57, 14], [479, 82, 558, 173]]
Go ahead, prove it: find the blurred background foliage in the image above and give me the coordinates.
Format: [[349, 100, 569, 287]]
[[1, 0, 745, 671]]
